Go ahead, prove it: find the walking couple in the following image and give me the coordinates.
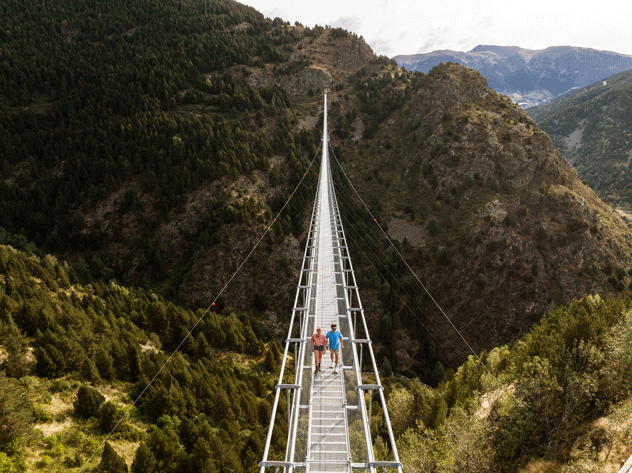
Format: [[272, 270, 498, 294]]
[[311, 323, 343, 374]]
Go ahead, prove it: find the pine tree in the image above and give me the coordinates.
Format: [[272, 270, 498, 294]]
[[98, 401, 122, 433], [381, 357, 393, 377], [100, 442, 128, 473], [0, 372, 33, 450], [0, 317, 28, 378], [35, 345, 57, 378], [80, 358, 102, 384], [96, 348, 115, 381], [263, 349, 275, 372], [73, 385, 105, 418], [131, 442, 156, 473]]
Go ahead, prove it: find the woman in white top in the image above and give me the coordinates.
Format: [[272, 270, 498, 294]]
[[311, 326, 326, 374]]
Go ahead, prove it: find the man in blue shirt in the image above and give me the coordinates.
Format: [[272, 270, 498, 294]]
[[326, 323, 344, 374]]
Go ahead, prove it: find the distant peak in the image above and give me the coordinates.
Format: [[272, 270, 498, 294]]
[[469, 45, 492, 52], [469, 45, 528, 54]]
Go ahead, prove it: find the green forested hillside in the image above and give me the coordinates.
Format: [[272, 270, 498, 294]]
[[5, 0, 632, 376], [4, 239, 632, 472], [0, 241, 289, 471], [528, 70, 632, 206], [390, 293, 632, 472], [0, 0, 318, 296]]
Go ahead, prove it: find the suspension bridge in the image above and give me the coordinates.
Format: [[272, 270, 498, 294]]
[[259, 91, 403, 473]]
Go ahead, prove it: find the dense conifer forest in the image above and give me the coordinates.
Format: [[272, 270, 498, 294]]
[[0, 239, 293, 471], [0, 0, 316, 469], [0, 0, 318, 292]]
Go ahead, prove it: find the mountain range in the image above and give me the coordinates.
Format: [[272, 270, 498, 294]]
[[394, 45, 632, 107]]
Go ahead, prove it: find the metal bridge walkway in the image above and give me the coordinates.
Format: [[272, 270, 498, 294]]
[[260, 92, 403, 473]]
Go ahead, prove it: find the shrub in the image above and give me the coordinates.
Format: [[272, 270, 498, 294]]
[[608, 273, 625, 292], [35, 456, 51, 468], [547, 185, 557, 197], [33, 406, 54, 423], [43, 435, 65, 457], [476, 273, 488, 287], [63, 453, 83, 468], [427, 218, 439, 236], [615, 266, 628, 280], [0, 453, 14, 471], [421, 160, 432, 176], [381, 358, 393, 377], [504, 213, 518, 226], [252, 293, 269, 312], [436, 246, 449, 265], [98, 401, 123, 433], [567, 217, 588, 233], [73, 386, 105, 419]]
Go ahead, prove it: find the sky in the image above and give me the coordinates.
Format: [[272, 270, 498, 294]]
[[237, 0, 632, 58]]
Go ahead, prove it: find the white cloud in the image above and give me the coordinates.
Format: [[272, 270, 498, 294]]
[[330, 15, 364, 32], [238, 0, 632, 56]]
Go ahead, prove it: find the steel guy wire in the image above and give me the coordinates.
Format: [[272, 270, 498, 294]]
[[328, 143, 491, 374], [79, 141, 322, 472], [327, 172, 458, 364]]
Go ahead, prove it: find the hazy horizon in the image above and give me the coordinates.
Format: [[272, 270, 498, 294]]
[[238, 0, 632, 58]]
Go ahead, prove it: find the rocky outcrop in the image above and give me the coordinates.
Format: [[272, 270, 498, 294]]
[[345, 62, 632, 360], [247, 29, 374, 96], [247, 66, 332, 96]]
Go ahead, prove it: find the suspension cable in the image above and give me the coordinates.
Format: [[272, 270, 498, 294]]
[[80, 142, 322, 471], [328, 143, 490, 374]]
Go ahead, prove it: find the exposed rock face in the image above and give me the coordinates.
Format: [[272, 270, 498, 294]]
[[248, 66, 332, 96], [344, 62, 632, 361], [298, 32, 375, 75], [247, 28, 374, 96]]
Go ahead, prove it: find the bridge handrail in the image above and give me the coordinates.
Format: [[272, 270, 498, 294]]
[[260, 91, 403, 473], [259, 157, 323, 472], [329, 165, 403, 473]]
